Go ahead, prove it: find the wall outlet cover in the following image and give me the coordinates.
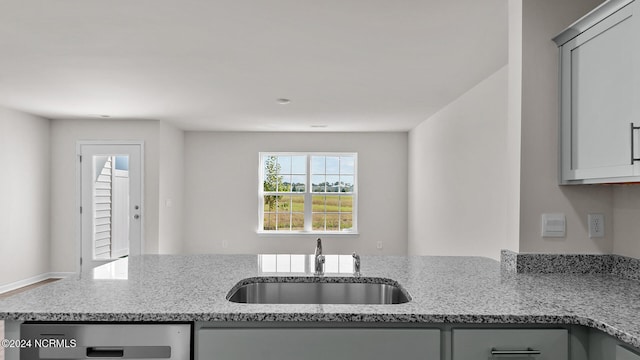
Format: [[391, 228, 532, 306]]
[[588, 213, 605, 238]]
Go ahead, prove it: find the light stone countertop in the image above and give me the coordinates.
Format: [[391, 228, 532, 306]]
[[1, 254, 639, 349]]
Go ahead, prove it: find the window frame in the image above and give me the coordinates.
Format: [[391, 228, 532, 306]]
[[258, 152, 358, 235]]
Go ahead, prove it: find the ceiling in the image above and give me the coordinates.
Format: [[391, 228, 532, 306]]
[[0, 0, 508, 132]]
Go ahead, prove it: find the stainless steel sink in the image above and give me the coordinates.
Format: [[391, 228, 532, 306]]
[[227, 278, 410, 304]]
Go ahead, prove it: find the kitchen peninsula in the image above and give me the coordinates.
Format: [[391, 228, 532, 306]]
[[2, 254, 640, 359]]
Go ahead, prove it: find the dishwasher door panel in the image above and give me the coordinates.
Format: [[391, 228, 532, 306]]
[[20, 323, 190, 360]]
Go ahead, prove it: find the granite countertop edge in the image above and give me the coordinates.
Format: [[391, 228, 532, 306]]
[[1, 254, 640, 350], [1, 312, 636, 347]]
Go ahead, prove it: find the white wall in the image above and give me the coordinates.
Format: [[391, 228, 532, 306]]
[[517, 0, 612, 254], [50, 119, 161, 272], [613, 186, 640, 258], [408, 66, 510, 260], [158, 121, 185, 254], [507, 0, 522, 251], [183, 132, 408, 255], [0, 107, 51, 286]]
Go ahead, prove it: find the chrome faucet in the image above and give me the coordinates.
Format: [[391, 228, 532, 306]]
[[314, 238, 325, 276], [352, 252, 361, 277]]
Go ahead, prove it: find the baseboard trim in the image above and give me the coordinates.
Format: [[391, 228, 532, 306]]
[[47, 272, 74, 279], [0, 272, 74, 294]]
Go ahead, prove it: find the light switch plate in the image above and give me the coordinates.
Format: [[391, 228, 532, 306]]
[[542, 213, 566, 238]]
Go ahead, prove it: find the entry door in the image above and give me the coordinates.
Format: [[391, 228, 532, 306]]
[[79, 143, 143, 272]]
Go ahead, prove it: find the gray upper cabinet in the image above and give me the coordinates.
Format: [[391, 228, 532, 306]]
[[554, 0, 640, 184]]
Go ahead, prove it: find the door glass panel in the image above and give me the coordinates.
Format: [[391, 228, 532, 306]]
[[115, 156, 129, 170], [93, 155, 130, 261]]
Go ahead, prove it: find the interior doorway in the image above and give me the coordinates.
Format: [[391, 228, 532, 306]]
[[77, 142, 143, 272]]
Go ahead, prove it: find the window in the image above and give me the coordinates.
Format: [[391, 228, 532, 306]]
[[259, 152, 357, 234]]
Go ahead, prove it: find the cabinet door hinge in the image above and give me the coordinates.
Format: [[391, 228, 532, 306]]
[[80, 206, 83, 214]]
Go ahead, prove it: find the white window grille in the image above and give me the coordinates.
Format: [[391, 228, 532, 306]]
[[258, 152, 357, 234]]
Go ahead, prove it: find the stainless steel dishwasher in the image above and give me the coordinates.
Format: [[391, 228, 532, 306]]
[[20, 323, 191, 360]]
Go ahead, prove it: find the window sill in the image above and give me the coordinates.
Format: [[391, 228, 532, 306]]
[[257, 231, 359, 236]]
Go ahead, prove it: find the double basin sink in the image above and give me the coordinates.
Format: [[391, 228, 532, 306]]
[[227, 278, 410, 305]]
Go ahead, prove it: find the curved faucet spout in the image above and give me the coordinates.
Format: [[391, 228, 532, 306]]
[[315, 238, 322, 256]]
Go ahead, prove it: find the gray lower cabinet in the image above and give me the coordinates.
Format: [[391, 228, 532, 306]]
[[452, 329, 568, 360], [588, 325, 640, 360], [617, 345, 640, 360], [197, 328, 440, 360]]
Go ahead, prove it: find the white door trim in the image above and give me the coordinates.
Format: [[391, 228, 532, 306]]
[[76, 140, 145, 275]]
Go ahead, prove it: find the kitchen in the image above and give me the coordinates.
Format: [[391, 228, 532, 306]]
[[2, 0, 640, 358]]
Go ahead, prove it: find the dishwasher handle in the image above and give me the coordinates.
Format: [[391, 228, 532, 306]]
[[86, 347, 124, 357], [87, 346, 171, 358], [41, 346, 171, 359]]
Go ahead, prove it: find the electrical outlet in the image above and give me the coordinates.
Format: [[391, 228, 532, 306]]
[[376, 241, 383, 250], [222, 240, 229, 248], [588, 213, 604, 238]]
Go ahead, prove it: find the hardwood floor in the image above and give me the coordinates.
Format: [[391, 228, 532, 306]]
[[0, 278, 59, 300], [0, 279, 60, 360]]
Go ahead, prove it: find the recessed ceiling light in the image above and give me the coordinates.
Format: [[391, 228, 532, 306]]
[[88, 114, 111, 118], [310, 124, 328, 128], [276, 98, 291, 105]]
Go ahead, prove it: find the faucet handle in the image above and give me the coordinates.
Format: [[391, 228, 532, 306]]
[[352, 252, 361, 277]]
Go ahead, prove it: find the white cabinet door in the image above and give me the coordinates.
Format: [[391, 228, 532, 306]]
[[197, 328, 440, 360], [452, 329, 568, 360], [559, 1, 639, 183], [618, 345, 640, 360]]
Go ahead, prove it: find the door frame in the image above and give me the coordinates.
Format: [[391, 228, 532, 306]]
[[75, 140, 145, 274]]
